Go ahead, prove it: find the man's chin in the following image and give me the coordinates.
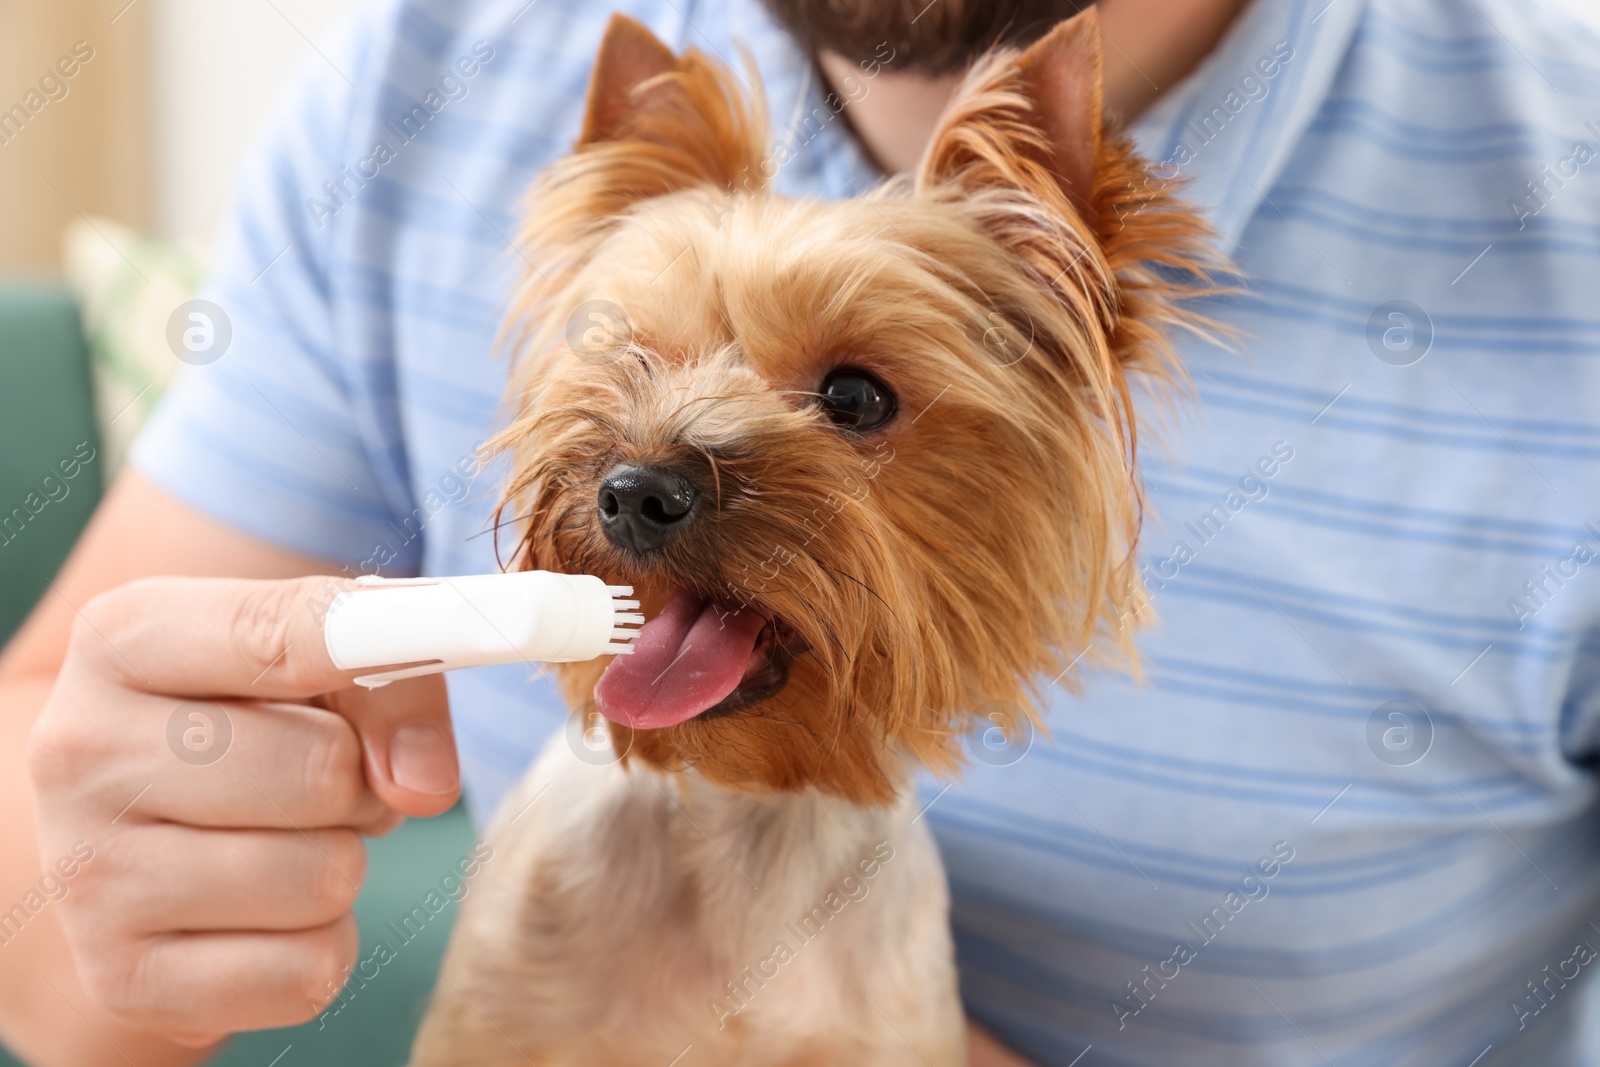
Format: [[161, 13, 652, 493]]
[[758, 0, 1090, 75]]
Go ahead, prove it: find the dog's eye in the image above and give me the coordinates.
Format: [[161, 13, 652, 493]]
[[819, 370, 896, 432]]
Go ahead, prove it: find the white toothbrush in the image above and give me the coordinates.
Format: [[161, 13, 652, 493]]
[[322, 572, 644, 688]]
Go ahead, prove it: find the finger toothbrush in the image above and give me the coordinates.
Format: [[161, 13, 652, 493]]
[[322, 572, 643, 688]]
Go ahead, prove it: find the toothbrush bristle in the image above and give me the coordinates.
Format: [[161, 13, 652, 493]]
[[607, 589, 643, 655]]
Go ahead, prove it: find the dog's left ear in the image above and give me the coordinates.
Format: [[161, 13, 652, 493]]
[[1015, 11, 1103, 218], [915, 5, 1217, 374], [917, 8, 1104, 222]]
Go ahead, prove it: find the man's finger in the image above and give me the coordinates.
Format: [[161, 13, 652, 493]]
[[77, 695, 396, 831], [90, 917, 360, 1040], [91, 825, 366, 935], [71, 575, 361, 699], [68, 575, 460, 815], [324, 674, 460, 815]]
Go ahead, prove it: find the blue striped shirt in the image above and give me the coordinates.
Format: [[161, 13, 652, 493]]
[[132, 0, 1600, 1062]]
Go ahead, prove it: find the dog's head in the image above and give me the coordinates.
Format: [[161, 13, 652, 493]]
[[491, 12, 1215, 803]]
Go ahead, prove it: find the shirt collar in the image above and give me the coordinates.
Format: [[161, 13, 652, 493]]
[[1129, 0, 1367, 255], [713, 0, 1367, 247]]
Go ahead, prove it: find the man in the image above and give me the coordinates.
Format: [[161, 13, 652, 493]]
[[3, 0, 1598, 1063]]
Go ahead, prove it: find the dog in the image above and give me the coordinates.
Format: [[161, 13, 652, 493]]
[[408, 9, 1214, 1064]]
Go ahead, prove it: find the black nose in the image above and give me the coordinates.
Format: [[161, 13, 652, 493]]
[[597, 463, 697, 554]]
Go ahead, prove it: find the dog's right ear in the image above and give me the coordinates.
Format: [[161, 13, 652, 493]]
[[560, 14, 766, 205]]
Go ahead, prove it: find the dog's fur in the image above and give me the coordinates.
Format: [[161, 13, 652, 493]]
[[409, 11, 1213, 1064]]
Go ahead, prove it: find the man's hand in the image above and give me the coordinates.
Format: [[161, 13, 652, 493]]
[[26, 574, 459, 1046]]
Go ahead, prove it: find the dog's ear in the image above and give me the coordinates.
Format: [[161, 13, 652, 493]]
[[580, 14, 683, 145], [507, 15, 769, 371], [1014, 11, 1103, 218], [916, 6, 1216, 368], [916, 7, 1104, 222], [562, 13, 766, 201]]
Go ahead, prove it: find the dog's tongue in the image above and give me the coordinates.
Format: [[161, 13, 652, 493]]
[[595, 590, 767, 730]]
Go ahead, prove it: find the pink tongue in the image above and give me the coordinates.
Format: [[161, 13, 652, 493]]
[[595, 590, 768, 730]]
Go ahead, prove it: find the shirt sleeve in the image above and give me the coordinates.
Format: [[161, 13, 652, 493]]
[[130, 9, 421, 573]]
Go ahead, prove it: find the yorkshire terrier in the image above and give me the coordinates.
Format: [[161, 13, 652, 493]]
[[409, 9, 1212, 1065]]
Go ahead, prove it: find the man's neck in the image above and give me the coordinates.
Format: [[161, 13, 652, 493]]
[[818, 0, 1253, 174]]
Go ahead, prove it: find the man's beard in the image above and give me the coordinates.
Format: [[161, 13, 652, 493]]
[[761, 0, 1091, 75]]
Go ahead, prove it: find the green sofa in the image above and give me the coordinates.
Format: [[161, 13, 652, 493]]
[[0, 284, 101, 642], [0, 283, 473, 1067]]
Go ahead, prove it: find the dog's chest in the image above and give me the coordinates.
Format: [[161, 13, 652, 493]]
[[419, 739, 965, 1065]]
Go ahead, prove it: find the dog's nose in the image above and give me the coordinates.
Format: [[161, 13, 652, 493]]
[[597, 464, 697, 553]]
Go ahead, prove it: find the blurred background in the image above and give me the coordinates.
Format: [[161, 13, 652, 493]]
[[1, 5, 473, 1065], [2, 0, 358, 270], [0, 0, 372, 725], [0, 0, 366, 575]]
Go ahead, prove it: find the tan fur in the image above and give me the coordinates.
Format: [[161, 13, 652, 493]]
[[411, 11, 1219, 1065]]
